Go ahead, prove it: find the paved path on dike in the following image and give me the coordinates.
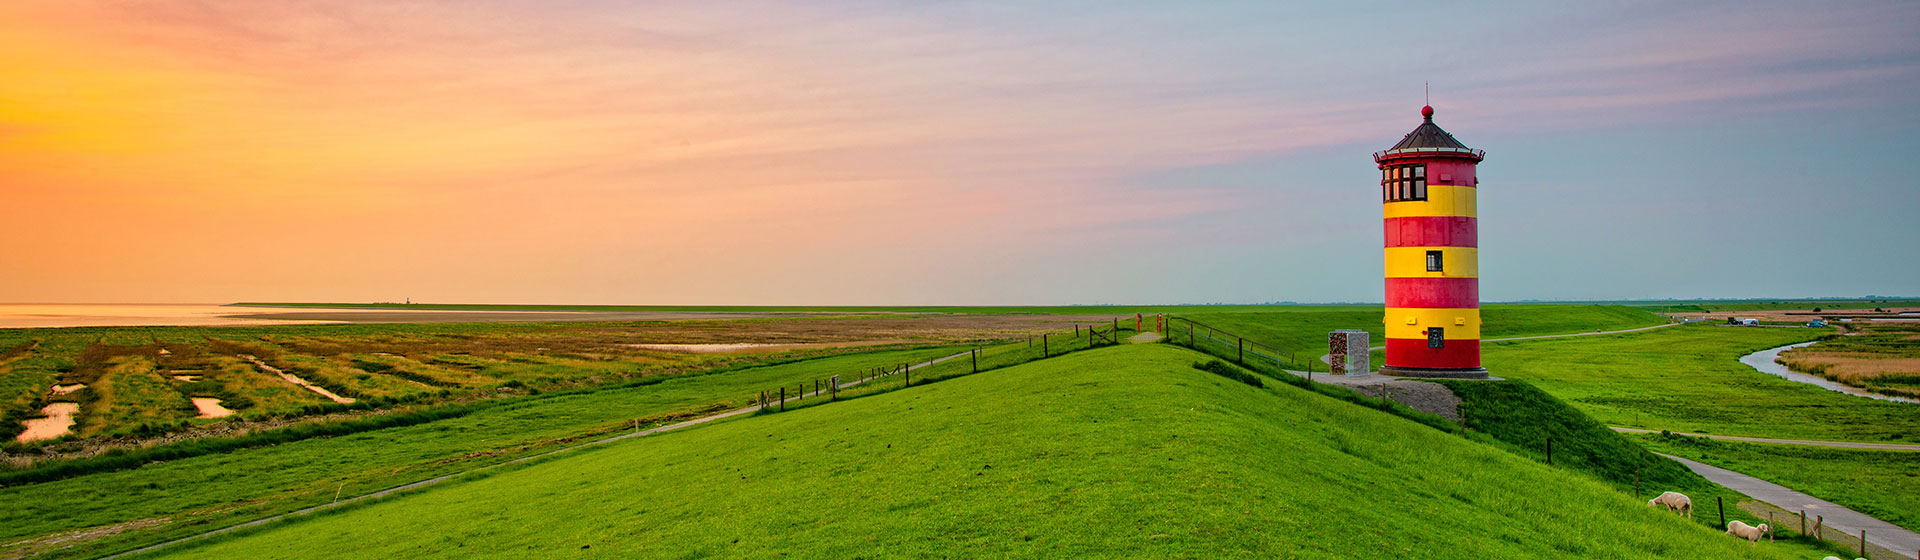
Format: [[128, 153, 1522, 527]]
[[102, 349, 976, 559], [1660, 453, 1920, 559], [1612, 427, 1920, 451]]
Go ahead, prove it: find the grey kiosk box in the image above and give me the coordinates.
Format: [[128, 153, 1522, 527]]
[[1328, 330, 1371, 376]]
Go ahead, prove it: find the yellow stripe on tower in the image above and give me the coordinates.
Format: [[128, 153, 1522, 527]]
[[1384, 247, 1479, 278], [1383, 308, 1482, 339], [1383, 184, 1477, 219]]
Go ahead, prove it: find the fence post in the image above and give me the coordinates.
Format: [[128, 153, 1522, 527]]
[[780, 387, 785, 411], [1768, 512, 1774, 542], [1717, 497, 1725, 529], [972, 348, 978, 373], [1858, 530, 1865, 558], [1042, 334, 1049, 357], [1799, 510, 1805, 537], [1815, 515, 1822, 540], [1237, 337, 1244, 364]]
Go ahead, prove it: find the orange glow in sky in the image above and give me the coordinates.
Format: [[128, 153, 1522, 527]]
[[4, 2, 1916, 304]]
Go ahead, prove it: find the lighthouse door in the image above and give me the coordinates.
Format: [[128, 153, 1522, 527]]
[[1427, 327, 1445, 349]]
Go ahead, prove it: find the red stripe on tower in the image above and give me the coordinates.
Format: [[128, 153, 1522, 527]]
[[1384, 216, 1477, 248], [1384, 338, 1481, 369], [1384, 278, 1479, 308]]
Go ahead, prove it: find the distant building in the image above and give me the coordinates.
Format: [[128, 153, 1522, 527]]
[[1377, 104, 1487, 379]]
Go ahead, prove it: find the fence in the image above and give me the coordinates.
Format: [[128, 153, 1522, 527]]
[[748, 319, 1132, 415], [1164, 315, 1296, 368]]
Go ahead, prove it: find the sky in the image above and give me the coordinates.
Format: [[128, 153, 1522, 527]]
[[3, 1, 1916, 306]]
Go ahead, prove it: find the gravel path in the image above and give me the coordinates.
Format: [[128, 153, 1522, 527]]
[[1662, 453, 1920, 559]]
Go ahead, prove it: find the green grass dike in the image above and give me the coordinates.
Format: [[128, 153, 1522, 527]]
[[153, 344, 1831, 559]]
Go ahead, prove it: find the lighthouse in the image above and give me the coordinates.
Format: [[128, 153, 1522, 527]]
[[1375, 105, 1488, 378]]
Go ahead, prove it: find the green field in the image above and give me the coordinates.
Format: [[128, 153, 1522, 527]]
[[0, 318, 1021, 445], [1481, 324, 1918, 443], [0, 345, 973, 559], [149, 344, 1828, 559], [1639, 434, 1920, 533]]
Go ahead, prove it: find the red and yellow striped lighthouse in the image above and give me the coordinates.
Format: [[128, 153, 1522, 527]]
[[1375, 105, 1488, 378]]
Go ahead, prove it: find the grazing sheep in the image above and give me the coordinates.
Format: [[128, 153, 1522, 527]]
[[1725, 520, 1769, 544], [1647, 491, 1692, 519]]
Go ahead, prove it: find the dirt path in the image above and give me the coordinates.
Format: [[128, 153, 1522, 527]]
[[1661, 453, 1920, 559], [97, 348, 976, 560], [1610, 427, 1920, 451]]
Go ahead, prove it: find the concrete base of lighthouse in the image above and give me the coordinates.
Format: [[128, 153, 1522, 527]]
[[1379, 366, 1489, 379]]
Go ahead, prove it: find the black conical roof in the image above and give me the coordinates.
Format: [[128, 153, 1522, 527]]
[[1389, 108, 1471, 151]]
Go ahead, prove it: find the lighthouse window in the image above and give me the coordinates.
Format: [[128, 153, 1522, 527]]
[[1380, 165, 1428, 203], [1426, 250, 1443, 272]]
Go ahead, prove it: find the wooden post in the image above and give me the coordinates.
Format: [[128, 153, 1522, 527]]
[[1799, 510, 1806, 537], [1815, 515, 1822, 540], [1859, 530, 1865, 558], [1042, 334, 1049, 357], [905, 365, 910, 386], [1075, 325, 1079, 336], [1237, 337, 1244, 364], [971, 348, 978, 373], [1717, 496, 1725, 529], [1768, 512, 1774, 542], [779, 387, 785, 411]]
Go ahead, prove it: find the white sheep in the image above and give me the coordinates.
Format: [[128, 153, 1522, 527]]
[[1647, 491, 1692, 519], [1725, 520, 1769, 545]]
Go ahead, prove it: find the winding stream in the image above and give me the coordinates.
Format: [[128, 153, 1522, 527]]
[[1740, 342, 1919, 404]]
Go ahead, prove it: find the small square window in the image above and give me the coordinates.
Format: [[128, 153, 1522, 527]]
[[1412, 181, 1425, 200], [1426, 250, 1443, 272], [1413, 166, 1425, 178], [1427, 327, 1445, 348]]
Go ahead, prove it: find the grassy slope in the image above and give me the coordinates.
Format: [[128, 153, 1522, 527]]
[[1638, 434, 1920, 533], [0, 346, 962, 557], [160, 345, 1824, 559], [1481, 323, 1918, 443], [1428, 379, 1821, 541], [1174, 304, 1664, 362]]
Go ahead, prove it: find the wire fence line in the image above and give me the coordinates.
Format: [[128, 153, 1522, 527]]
[[1164, 315, 1296, 368], [750, 319, 1136, 414]]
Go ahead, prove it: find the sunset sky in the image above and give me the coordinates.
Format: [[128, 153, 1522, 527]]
[[4, 1, 1916, 305]]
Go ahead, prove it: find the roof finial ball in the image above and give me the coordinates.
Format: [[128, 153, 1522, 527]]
[[1421, 105, 1434, 120]]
